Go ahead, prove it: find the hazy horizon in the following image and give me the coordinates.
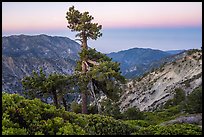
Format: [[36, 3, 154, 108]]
[[2, 27, 201, 54], [2, 2, 202, 53]]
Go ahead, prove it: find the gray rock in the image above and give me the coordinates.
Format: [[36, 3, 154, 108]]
[[160, 113, 202, 126]]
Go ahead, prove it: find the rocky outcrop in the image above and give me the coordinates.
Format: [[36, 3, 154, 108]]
[[160, 113, 202, 126], [119, 50, 202, 112]]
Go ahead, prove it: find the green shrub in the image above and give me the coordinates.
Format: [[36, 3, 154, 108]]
[[124, 120, 150, 128], [2, 93, 85, 135], [84, 114, 136, 135], [173, 88, 185, 105], [122, 107, 145, 120], [143, 106, 182, 125], [70, 101, 81, 113], [164, 88, 185, 109], [57, 122, 86, 135], [41, 117, 86, 135], [2, 93, 135, 135], [2, 127, 28, 135], [3, 92, 201, 135], [2, 112, 28, 135], [164, 105, 181, 115], [87, 104, 98, 114], [132, 124, 202, 135], [184, 86, 202, 113], [100, 98, 123, 119]]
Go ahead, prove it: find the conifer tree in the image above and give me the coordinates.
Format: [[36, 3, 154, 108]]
[[66, 6, 102, 113], [66, 6, 125, 114], [22, 68, 74, 110]]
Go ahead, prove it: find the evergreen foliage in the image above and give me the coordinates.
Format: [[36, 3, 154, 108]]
[[184, 86, 202, 113], [65, 6, 124, 113], [2, 93, 202, 135], [100, 98, 123, 119], [2, 93, 135, 135], [22, 68, 74, 110], [163, 86, 202, 114], [70, 101, 81, 113], [76, 48, 125, 100], [132, 124, 202, 135], [122, 107, 145, 120], [66, 6, 102, 42], [164, 88, 185, 109]]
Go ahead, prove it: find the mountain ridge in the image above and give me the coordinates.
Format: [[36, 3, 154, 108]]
[[2, 34, 81, 93], [107, 47, 173, 78], [119, 49, 202, 112]]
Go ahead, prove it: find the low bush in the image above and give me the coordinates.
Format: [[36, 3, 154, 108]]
[[2, 92, 201, 135], [132, 124, 202, 135], [123, 120, 150, 128], [2, 93, 135, 135], [122, 107, 145, 120], [184, 86, 202, 114]]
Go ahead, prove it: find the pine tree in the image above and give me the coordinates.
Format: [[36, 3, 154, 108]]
[[22, 68, 47, 99], [66, 6, 102, 114], [66, 6, 125, 114], [22, 68, 74, 110]]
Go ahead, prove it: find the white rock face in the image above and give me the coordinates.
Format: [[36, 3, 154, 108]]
[[119, 50, 202, 112]]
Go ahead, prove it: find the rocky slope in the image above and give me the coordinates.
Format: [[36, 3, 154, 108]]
[[2, 34, 81, 93], [119, 49, 202, 112]]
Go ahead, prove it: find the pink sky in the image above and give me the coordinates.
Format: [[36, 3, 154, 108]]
[[2, 2, 202, 53], [2, 2, 202, 34]]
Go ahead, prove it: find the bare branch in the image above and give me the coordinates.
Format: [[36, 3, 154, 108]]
[[87, 59, 99, 66]]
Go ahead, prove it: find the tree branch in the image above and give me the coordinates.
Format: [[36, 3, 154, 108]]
[[87, 59, 99, 66]]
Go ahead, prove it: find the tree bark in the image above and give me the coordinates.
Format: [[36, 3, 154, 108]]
[[52, 90, 58, 109], [81, 90, 88, 114], [82, 32, 87, 49], [62, 97, 67, 111], [81, 32, 88, 114]]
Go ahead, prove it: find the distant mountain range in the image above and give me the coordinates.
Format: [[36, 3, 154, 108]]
[[107, 48, 185, 78], [164, 49, 185, 55], [1, 34, 189, 93]]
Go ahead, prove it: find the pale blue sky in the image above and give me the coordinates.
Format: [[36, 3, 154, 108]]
[[2, 2, 202, 53]]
